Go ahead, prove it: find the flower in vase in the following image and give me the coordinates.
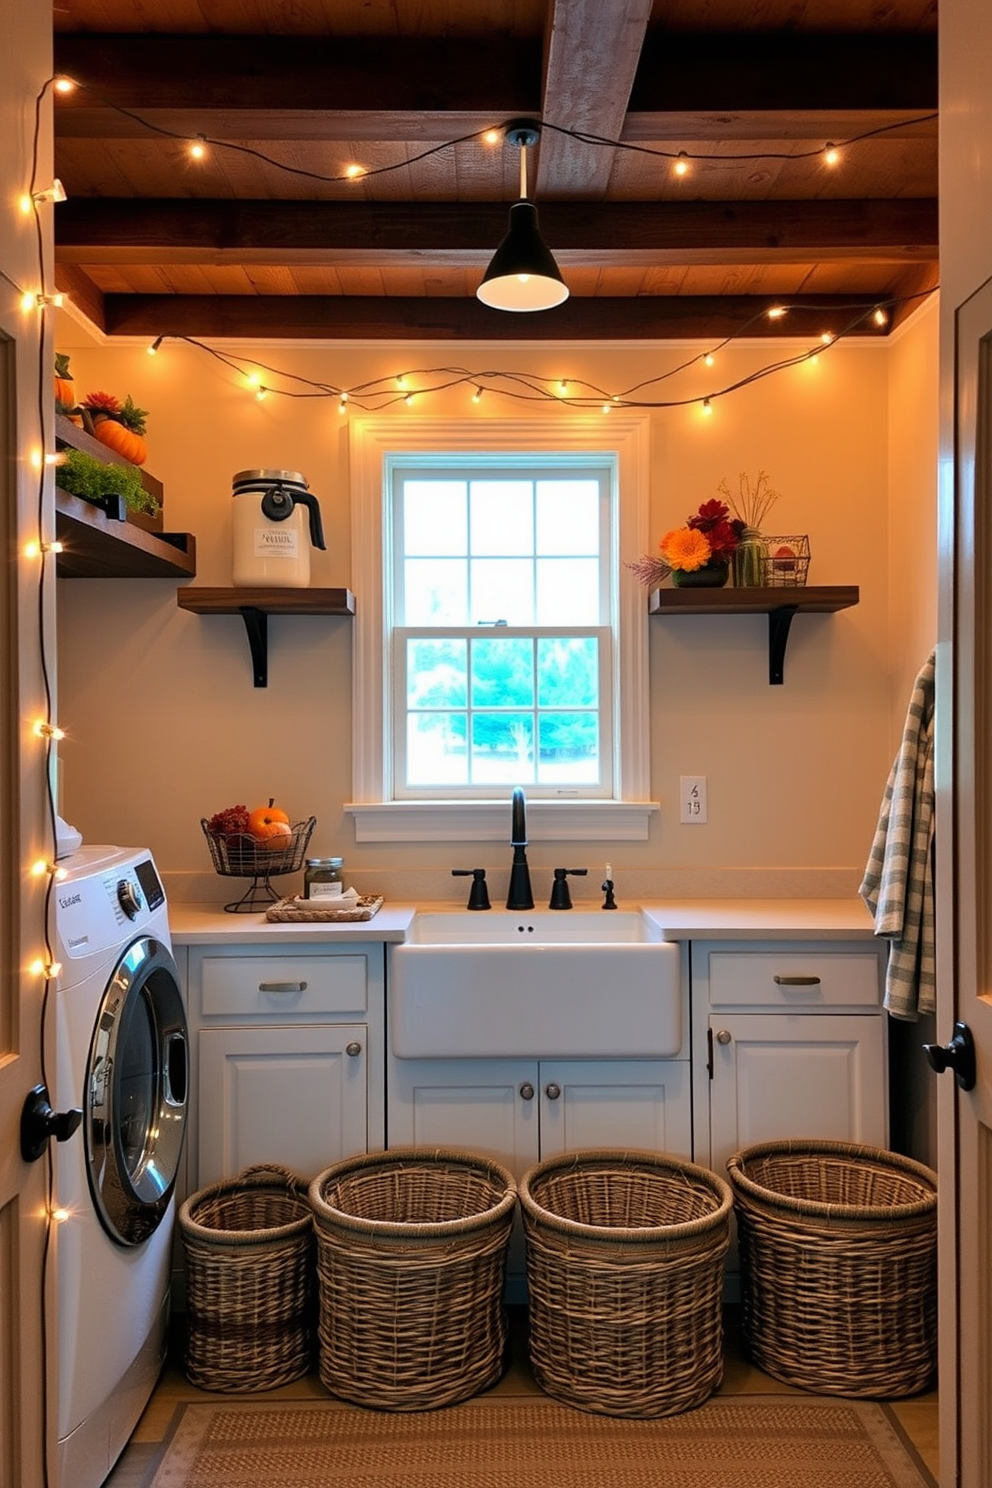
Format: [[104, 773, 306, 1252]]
[[627, 497, 740, 586]]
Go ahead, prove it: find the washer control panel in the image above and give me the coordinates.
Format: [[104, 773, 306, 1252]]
[[116, 878, 143, 920]]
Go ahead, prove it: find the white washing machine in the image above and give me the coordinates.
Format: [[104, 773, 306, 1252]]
[[51, 846, 188, 1488]]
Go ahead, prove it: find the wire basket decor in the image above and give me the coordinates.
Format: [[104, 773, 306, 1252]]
[[200, 816, 316, 912], [761, 534, 810, 587]]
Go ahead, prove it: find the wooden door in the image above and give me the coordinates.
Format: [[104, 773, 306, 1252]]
[[0, 333, 54, 1483], [939, 274, 992, 1486]]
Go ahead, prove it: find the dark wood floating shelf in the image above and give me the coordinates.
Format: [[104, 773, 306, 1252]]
[[54, 413, 196, 579], [648, 585, 860, 684], [55, 488, 197, 579], [177, 586, 356, 688]]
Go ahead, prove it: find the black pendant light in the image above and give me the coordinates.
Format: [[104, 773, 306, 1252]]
[[476, 120, 569, 313]]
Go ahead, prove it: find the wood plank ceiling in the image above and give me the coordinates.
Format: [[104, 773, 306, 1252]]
[[50, 0, 938, 342]]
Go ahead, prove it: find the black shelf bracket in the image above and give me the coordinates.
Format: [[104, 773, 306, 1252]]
[[767, 605, 800, 684], [239, 606, 269, 687]]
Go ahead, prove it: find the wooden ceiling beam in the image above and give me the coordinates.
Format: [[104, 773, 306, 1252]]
[[53, 32, 935, 143], [55, 198, 938, 265], [537, 0, 653, 196], [101, 292, 895, 342]]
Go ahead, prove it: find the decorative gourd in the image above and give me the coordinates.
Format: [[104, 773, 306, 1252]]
[[82, 391, 149, 466], [54, 352, 75, 410]]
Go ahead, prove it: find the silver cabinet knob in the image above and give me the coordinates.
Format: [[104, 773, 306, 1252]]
[[544, 1083, 561, 1100], [519, 1083, 535, 1100], [715, 1029, 732, 1045], [345, 1041, 362, 1057]]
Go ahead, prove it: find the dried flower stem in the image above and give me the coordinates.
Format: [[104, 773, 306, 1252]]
[[717, 469, 780, 530]]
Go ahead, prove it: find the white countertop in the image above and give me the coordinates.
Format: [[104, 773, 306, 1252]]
[[168, 897, 876, 945]]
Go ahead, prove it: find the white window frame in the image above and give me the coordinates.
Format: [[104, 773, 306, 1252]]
[[347, 416, 658, 843]]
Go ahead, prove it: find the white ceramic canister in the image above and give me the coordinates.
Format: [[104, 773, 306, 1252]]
[[231, 469, 326, 587]]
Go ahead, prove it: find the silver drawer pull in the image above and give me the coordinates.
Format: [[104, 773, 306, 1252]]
[[258, 980, 308, 993], [345, 1041, 362, 1057], [773, 975, 821, 986]]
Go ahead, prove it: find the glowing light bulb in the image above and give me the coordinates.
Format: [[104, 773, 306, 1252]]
[[873, 307, 888, 327], [33, 721, 65, 740], [673, 151, 690, 177], [338, 398, 348, 415], [395, 375, 407, 390], [344, 163, 366, 179], [601, 402, 611, 414], [404, 393, 414, 407], [254, 386, 268, 402], [558, 379, 569, 396], [53, 77, 76, 94], [701, 398, 713, 416], [32, 180, 67, 205], [704, 353, 715, 367], [189, 136, 207, 160], [483, 129, 501, 145], [767, 306, 787, 320], [823, 143, 840, 166], [147, 336, 164, 355], [20, 292, 36, 312], [820, 332, 834, 345], [472, 386, 484, 404], [50, 1207, 71, 1224]]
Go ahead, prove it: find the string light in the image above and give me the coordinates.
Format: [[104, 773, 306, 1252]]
[[472, 386, 484, 403], [53, 76, 75, 93], [147, 336, 164, 354], [558, 379, 569, 396], [32, 179, 67, 205], [189, 135, 207, 160], [32, 721, 64, 741], [254, 386, 268, 401], [344, 163, 366, 179], [701, 398, 713, 415], [23, 539, 63, 558], [29, 957, 63, 980], [404, 392, 415, 406], [873, 307, 888, 327], [673, 151, 690, 177], [704, 353, 716, 367], [30, 860, 66, 881], [823, 144, 840, 166], [49, 1207, 71, 1225], [767, 307, 787, 321]]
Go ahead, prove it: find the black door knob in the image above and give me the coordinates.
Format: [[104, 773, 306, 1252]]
[[20, 1084, 83, 1163], [923, 1021, 977, 1091]]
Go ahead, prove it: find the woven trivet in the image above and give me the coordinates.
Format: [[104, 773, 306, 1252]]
[[265, 894, 383, 922]]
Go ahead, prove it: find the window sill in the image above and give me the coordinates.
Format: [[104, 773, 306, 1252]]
[[346, 800, 660, 843]]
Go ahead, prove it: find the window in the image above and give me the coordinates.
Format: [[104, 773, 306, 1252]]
[[391, 461, 613, 799], [348, 417, 656, 843]]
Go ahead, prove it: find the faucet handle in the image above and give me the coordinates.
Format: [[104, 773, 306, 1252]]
[[549, 867, 587, 911], [452, 868, 491, 911]]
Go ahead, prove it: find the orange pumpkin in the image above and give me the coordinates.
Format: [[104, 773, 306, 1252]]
[[92, 417, 148, 466]]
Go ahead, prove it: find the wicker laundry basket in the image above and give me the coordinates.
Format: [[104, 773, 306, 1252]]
[[309, 1147, 517, 1411], [179, 1164, 314, 1392], [519, 1149, 733, 1418], [726, 1139, 938, 1398]]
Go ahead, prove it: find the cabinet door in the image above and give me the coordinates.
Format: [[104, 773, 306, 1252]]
[[197, 1024, 368, 1187], [539, 1060, 692, 1162], [707, 1012, 888, 1176], [387, 1057, 539, 1177]]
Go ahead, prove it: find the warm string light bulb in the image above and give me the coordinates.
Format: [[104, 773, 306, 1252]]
[[701, 398, 713, 415], [558, 379, 569, 396], [254, 386, 268, 402], [767, 306, 787, 321], [31, 859, 66, 881], [823, 143, 840, 166], [23, 539, 63, 559], [704, 353, 716, 367], [189, 136, 207, 160], [344, 163, 366, 180], [472, 386, 484, 404], [50, 1207, 71, 1225], [147, 336, 164, 355], [29, 957, 63, 979], [483, 128, 501, 145], [673, 151, 690, 177], [873, 307, 888, 327], [33, 720, 65, 741], [53, 76, 75, 93]]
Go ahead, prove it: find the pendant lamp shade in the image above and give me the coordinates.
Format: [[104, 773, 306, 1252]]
[[477, 199, 569, 312], [476, 119, 569, 313]]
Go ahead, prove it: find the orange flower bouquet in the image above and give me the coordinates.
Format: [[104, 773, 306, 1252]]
[[628, 498, 741, 588]]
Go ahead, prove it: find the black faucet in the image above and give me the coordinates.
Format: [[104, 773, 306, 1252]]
[[506, 787, 534, 910]]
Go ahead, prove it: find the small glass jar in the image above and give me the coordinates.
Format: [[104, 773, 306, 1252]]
[[303, 856, 344, 900], [733, 527, 768, 588]]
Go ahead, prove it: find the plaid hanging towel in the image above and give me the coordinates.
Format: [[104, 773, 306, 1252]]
[[859, 652, 936, 1020]]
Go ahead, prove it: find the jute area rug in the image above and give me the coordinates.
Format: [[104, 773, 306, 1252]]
[[145, 1393, 936, 1488]]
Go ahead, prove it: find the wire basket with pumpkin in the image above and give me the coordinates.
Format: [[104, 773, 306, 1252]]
[[202, 801, 316, 911], [761, 534, 810, 587]]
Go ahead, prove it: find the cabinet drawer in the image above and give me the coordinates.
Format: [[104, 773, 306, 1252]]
[[703, 946, 883, 1010], [196, 952, 369, 1017]]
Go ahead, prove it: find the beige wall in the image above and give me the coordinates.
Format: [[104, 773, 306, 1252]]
[[54, 323, 936, 903]]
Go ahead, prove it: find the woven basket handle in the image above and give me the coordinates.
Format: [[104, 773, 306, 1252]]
[[238, 1163, 310, 1197]]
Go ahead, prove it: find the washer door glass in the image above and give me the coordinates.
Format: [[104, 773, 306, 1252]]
[[86, 936, 188, 1246]]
